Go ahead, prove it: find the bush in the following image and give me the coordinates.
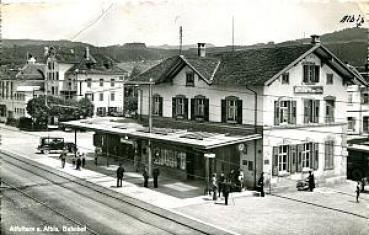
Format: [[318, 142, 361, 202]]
[[17, 117, 33, 130]]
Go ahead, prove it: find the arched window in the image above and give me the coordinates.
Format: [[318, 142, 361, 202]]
[[191, 95, 209, 121], [172, 95, 188, 119]]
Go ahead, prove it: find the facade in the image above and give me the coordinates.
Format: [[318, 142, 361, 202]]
[[132, 36, 366, 191], [0, 60, 45, 122], [64, 47, 128, 117]]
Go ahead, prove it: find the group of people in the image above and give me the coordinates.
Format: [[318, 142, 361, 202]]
[[58, 147, 86, 170], [117, 165, 161, 189]]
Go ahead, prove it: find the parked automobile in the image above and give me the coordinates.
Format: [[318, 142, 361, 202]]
[[37, 137, 76, 154]]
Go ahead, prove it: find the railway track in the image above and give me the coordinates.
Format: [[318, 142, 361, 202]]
[[0, 150, 224, 235]]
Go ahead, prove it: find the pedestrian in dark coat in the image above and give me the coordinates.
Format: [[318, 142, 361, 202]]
[[76, 157, 81, 170], [116, 164, 125, 187], [361, 177, 366, 192], [258, 172, 265, 197], [356, 181, 361, 203], [81, 153, 86, 168], [223, 180, 231, 206], [218, 172, 225, 197], [59, 148, 67, 168], [143, 168, 149, 188], [153, 168, 160, 188], [308, 171, 315, 192]]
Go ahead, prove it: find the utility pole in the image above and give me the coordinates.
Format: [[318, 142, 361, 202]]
[[148, 78, 153, 176], [179, 26, 183, 55]]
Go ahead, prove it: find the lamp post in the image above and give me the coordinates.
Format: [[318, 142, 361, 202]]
[[148, 78, 153, 176]]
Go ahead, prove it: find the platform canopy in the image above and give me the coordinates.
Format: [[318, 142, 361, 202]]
[[62, 118, 261, 150]]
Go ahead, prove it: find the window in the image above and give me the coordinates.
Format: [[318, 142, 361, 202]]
[[348, 117, 356, 132], [186, 72, 194, 86], [99, 79, 104, 87], [110, 92, 115, 101], [362, 93, 369, 104], [119, 75, 124, 80], [301, 143, 312, 168], [324, 140, 334, 170], [153, 95, 163, 116], [364, 116, 369, 133], [221, 96, 242, 124], [111, 79, 115, 87], [278, 145, 288, 172], [153, 147, 186, 170], [172, 96, 188, 118], [303, 64, 320, 83], [99, 93, 104, 101], [248, 161, 253, 171], [282, 73, 289, 84], [326, 73, 333, 84], [91, 93, 94, 101], [87, 78, 92, 88], [304, 99, 320, 123], [325, 99, 335, 123], [274, 100, 296, 125], [96, 107, 106, 117], [191, 96, 209, 121], [348, 93, 353, 105]]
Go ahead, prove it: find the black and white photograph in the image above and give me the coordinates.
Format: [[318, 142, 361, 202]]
[[0, 0, 369, 234]]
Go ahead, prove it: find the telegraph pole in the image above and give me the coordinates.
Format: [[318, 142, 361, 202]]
[[148, 78, 153, 176]]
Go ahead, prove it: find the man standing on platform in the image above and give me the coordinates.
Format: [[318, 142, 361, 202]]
[[153, 168, 160, 188], [116, 163, 125, 188], [143, 167, 149, 188]]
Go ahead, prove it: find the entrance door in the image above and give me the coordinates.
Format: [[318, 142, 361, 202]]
[[186, 153, 195, 180]]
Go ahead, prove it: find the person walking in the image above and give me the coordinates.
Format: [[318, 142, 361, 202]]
[[153, 168, 160, 188], [238, 169, 244, 191], [218, 172, 225, 197], [81, 153, 86, 168], [356, 181, 361, 203], [308, 171, 315, 192], [143, 168, 149, 188], [76, 156, 82, 170], [211, 173, 218, 201], [258, 172, 265, 197], [59, 148, 67, 168], [116, 163, 125, 188], [361, 177, 366, 192], [223, 179, 231, 206]]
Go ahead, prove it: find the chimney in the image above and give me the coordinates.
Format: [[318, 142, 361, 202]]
[[44, 47, 49, 56], [197, 43, 206, 57], [85, 47, 90, 60], [311, 35, 321, 44]]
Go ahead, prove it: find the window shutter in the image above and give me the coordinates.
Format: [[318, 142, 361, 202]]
[[172, 97, 176, 118], [289, 145, 296, 173], [159, 97, 163, 116], [190, 98, 195, 120], [221, 99, 226, 123], [303, 65, 309, 83], [289, 101, 296, 124], [184, 98, 189, 119], [315, 65, 320, 83], [237, 99, 243, 124], [314, 143, 319, 170], [204, 98, 209, 121], [274, 101, 279, 125], [314, 100, 320, 123], [297, 144, 303, 172], [272, 146, 278, 176], [304, 100, 310, 123]]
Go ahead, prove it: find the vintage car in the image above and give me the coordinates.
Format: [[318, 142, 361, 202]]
[[37, 137, 76, 154]]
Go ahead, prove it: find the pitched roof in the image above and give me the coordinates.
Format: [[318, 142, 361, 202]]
[[133, 44, 316, 85], [15, 63, 45, 80], [132, 43, 366, 86]]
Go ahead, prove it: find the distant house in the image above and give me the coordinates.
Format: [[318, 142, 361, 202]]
[[131, 36, 366, 191], [0, 59, 45, 122], [64, 47, 128, 117]]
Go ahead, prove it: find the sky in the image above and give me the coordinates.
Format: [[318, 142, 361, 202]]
[[1, 0, 369, 47]]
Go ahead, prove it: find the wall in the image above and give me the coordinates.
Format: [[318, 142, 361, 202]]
[[138, 65, 264, 125]]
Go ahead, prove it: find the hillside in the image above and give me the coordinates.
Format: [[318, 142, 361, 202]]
[[1, 27, 367, 71]]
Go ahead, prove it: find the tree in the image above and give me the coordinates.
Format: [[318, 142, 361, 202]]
[[26, 96, 94, 126]]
